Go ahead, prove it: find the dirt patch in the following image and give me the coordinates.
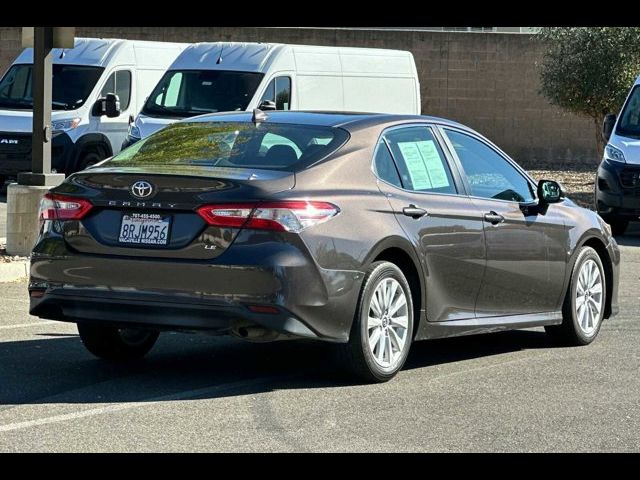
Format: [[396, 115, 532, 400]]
[[0, 245, 28, 263]]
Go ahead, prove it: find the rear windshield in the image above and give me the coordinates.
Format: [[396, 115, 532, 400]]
[[106, 121, 349, 171], [617, 85, 640, 139]]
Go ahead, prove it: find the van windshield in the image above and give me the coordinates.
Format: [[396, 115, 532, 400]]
[[141, 70, 264, 118], [106, 121, 349, 172], [0, 64, 104, 111], [616, 85, 640, 139]]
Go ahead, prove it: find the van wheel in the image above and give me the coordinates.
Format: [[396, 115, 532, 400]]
[[545, 246, 606, 346], [337, 261, 414, 383], [78, 323, 159, 361], [77, 147, 105, 172], [610, 219, 628, 236], [601, 215, 628, 236]]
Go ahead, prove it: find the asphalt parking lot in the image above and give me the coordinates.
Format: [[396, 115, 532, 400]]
[[0, 223, 639, 452]]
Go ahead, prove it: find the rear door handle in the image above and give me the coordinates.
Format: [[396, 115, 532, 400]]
[[484, 211, 504, 225], [402, 205, 428, 219]]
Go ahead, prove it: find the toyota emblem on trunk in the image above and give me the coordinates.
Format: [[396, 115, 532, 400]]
[[131, 180, 154, 199]]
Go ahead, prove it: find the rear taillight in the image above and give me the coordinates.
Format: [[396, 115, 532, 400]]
[[39, 193, 93, 221], [196, 201, 339, 233]]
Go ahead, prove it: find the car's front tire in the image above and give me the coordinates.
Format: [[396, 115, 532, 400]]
[[77, 323, 159, 361], [338, 261, 414, 383], [545, 246, 606, 346]]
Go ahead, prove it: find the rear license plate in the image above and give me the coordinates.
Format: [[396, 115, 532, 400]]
[[118, 213, 171, 246]]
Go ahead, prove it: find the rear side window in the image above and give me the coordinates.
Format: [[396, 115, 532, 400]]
[[109, 121, 349, 171], [383, 126, 457, 194], [373, 139, 402, 188]]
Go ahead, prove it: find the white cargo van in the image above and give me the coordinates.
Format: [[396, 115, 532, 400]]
[[125, 42, 420, 145], [595, 74, 640, 234], [0, 38, 188, 182]]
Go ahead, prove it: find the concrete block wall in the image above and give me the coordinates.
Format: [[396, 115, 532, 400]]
[[0, 27, 596, 167]]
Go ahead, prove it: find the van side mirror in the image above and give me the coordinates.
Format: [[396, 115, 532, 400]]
[[93, 93, 121, 118], [602, 113, 616, 142], [537, 179, 565, 204], [258, 100, 276, 111]]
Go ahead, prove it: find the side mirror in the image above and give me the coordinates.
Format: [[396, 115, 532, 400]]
[[602, 113, 616, 142], [537, 179, 565, 204], [258, 100, 276, 111], [94, 93, 121, 118]]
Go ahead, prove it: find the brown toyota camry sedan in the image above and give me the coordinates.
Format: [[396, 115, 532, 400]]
[[29, 111, 620, 382]]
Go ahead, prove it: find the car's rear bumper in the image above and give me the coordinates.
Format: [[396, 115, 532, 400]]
[[29, 230, 363, 342], [30, 288, 320, 339]]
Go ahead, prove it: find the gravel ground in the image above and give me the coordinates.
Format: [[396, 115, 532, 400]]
[[527, 164, 597, 209]]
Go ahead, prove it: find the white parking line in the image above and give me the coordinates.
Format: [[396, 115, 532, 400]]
[[0, 375, 290, 434], [0, 321, 58, 330]]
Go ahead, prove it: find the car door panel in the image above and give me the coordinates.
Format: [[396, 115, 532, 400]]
[[373, 125, 486, 323], [441, 127, 569, 317], [471, 198, 567, 316], [381, 187, 486, 322]]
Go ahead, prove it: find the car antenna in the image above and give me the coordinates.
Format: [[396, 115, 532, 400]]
[[216, 45, 224, 64], [252, 108, 268, 125]]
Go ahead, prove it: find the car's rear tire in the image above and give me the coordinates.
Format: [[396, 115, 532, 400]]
[[337, 261, 414, 383], [545, 246, 606, 346], [77, 323, 159, 361]]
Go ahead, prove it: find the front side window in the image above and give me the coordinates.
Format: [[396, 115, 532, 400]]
[[616, 85, 640, 139], [445, 129, 535, 203], [100, 70, 131, 110], [0, 64, 104, 110], [259, 76, 291, 110], [383, 126, 457, 194], [109, 121, 349, 172], [142, 70, 264, 118]]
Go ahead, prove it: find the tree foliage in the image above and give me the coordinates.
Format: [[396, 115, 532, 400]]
[[537, 27, 640, 155]]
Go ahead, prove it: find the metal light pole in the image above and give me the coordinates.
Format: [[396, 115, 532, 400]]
[[5, 27, 70, 256]]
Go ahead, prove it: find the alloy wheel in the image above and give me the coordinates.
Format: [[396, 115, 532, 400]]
[[367, 278, 410, 369]]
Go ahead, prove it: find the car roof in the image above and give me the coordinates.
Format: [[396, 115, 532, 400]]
[[182, 110, 471, 132]]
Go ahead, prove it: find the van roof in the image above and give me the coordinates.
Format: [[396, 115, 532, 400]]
[[14, 37, 188, 68], [170, 42, 285, 72], [168, 42, 416, 74]]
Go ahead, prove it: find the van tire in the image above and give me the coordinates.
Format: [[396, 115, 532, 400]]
[[76, 146, 106, 172], [600, 215, 628, 236]]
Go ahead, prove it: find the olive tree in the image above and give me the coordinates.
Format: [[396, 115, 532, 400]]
[[537, 27, 640, 157]]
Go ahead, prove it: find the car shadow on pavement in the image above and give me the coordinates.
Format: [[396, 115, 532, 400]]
[[0, 327, 559, 407]]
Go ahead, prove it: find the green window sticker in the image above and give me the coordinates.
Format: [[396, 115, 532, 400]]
[[416, 140, 450, 188], [397, 142, 433, 190], [397, 140, 451, 191]]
